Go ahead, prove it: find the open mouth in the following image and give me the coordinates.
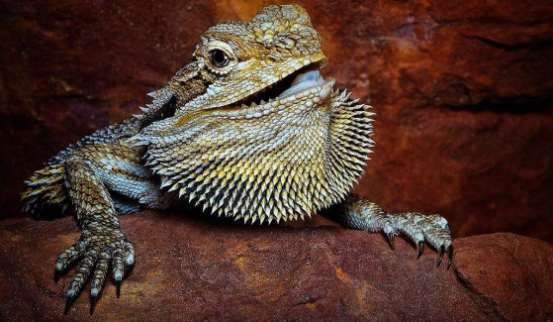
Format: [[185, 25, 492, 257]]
[[236, 62, 331, 107]]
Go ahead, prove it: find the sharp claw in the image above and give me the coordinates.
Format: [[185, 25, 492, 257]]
[[115, 281, 121, 298], [64, 300, 71, 315], [64, 295, 75, 315], [89, 296, 97, 315], [436, 245, 445, 267], [416, 241, 424, 259], [384, 232, 395, 250], [447, 245, 454, 270]]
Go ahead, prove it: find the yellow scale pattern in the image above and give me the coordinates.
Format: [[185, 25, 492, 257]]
[[133, 88, 374, 224]]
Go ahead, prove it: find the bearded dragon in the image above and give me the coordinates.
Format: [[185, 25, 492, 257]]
[[21, 4, 453, 311]]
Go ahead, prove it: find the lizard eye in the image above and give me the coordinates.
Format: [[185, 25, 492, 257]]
[[202, 39, 236, 74], [209, 49, 230, 68]]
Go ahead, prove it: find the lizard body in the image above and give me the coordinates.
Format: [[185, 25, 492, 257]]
[[21, 5, 453, 311]]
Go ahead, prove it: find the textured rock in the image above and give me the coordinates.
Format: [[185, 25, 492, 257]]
[[0, 211, 552, 321], [1, 0, 553, 242]]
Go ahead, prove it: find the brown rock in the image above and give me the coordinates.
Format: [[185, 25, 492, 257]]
[[0, 211, 552, 321], [1, 0, 552, 242]]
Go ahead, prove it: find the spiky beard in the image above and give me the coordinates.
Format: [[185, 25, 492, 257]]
[[130, 89, 374, 224]]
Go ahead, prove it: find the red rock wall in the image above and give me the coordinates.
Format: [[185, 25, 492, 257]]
[[1, 1, 552, 241]]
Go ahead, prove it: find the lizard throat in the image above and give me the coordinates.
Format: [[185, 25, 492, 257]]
[[132, 89, 374, 225]]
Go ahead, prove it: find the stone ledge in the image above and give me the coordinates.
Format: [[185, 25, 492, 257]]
[[0, 211, 552, 321]]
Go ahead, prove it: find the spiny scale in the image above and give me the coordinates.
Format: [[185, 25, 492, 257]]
[[134, 88, 374, 224]]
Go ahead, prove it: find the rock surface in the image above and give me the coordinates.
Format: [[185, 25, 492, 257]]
[[0, 211, 552, 321], [1, 0, 553, 242]]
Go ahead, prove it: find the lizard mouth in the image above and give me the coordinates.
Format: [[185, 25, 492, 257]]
[[237, 62, 331, 107], [277, 67, 327, 99]]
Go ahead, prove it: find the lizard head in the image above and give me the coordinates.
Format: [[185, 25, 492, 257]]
[[144, 4, 326, 117], [132, 5, 374, 224]]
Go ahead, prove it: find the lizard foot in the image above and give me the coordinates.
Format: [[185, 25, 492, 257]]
[[54, 230, 135, 313], [335, 199, 454, 268], [382, 212, 453, 268]]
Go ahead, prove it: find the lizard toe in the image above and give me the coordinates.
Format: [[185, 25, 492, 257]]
[[55, 240, 87, 274], [64, 250, 99, 312]]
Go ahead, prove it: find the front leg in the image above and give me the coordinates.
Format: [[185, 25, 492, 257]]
[[327, 195, 454, 267], [58, 156, 134, 312]]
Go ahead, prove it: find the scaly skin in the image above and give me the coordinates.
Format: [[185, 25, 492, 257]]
[[21, 5, 453, 312]]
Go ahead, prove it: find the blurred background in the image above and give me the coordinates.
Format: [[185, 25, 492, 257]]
[[1, 0, 552, 242]]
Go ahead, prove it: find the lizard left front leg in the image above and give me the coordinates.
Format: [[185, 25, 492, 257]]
[[327, 195, 454, 267]]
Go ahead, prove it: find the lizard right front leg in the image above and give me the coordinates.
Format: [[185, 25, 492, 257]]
[[327, 195, 454, 267], [58, 155, 135, 311]]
